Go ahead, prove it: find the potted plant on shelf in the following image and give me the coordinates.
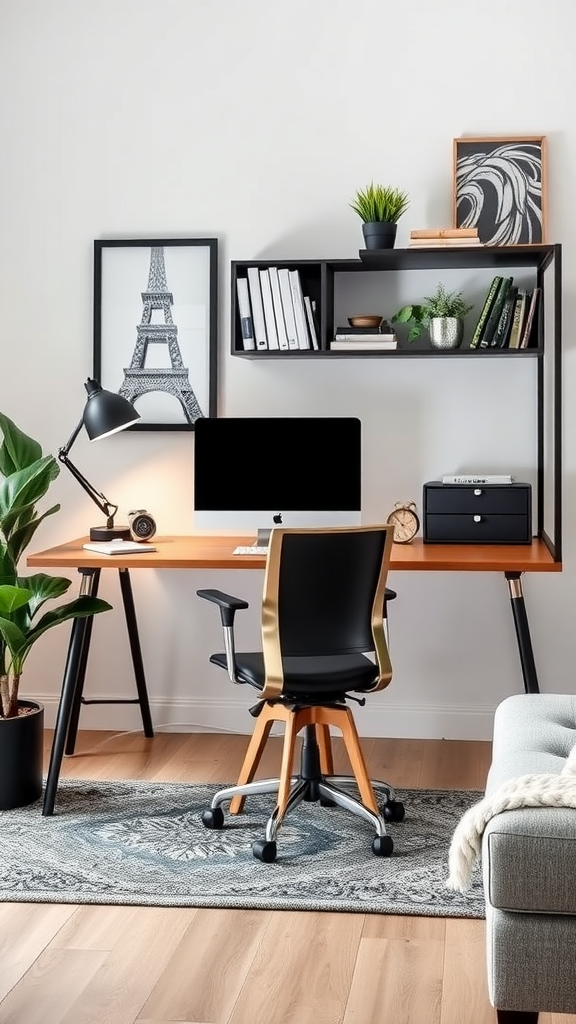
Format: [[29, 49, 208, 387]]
[[0, 412, 112, 810], [350, 182, 410, 250], [392, 283, 474, 349]]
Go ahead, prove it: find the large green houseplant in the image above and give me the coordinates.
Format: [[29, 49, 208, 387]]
[[0, 412, 111, 808], [350, 182, 410, 250]]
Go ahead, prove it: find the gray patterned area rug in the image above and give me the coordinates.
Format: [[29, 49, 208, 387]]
[[0, 780, 484, 917]]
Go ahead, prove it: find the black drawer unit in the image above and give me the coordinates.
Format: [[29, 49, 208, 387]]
[[423, 482, 532, 544]]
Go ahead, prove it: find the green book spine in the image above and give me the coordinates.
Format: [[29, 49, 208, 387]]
[[469, 276, 502, 349], [480, 277, 513, 348]]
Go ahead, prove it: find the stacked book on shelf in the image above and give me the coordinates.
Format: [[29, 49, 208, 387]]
[[236, 267, 319, 351], [330, 323, 398, 351], [408, 228, 482, 249], [469, 276, 541, 350]]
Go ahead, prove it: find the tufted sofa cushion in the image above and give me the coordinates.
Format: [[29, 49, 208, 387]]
[[483, 693, 576, 915]]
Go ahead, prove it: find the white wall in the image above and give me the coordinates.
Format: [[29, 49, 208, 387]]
[[1, 0, 575, 740]]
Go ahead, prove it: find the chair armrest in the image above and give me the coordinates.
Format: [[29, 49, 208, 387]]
[[196, 588, 249, 627], [197, 588, 249, 685]]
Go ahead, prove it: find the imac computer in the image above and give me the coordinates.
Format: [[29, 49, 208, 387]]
[[193, 416, 361, 545]]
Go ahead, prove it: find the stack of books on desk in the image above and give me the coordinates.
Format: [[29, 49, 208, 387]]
[[408, 228, 482, 248], [330, 324, 398, 351]]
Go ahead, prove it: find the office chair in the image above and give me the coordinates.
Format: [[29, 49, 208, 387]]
[[197, 524, 403, 863]]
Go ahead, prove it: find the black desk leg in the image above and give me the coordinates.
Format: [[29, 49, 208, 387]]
[[118, 568, 154, 738], [505, 572, 540, 694], [65, 569, 101, 755], [43, 568, 100, 816]]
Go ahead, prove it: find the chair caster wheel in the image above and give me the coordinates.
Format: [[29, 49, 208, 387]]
[[372, 834, 394, 857], [253, 840, 277, 863], [384, 800, 405, 822], [320, 797, 336, 807], [202, 807, 224, 829]]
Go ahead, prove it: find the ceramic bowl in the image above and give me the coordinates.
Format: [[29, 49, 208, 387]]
[[348, 315, 383, 328]]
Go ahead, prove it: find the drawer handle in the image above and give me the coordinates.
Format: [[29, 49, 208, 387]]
[[473, 515, 482, 523]]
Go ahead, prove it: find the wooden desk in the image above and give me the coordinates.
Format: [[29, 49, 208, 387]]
[[29, 534, 560, 573], [28, 534, 561, 815]]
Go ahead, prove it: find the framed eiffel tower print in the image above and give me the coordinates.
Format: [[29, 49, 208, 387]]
[[93, 238, 218, 430]]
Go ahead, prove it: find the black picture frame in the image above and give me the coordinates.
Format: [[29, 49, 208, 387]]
[[94, 238, 218, 430], [453, 136, 548, 245]]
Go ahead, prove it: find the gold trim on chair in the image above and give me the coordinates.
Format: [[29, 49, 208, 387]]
[[369, 525, 393, 692], [260, 529, 285, 700]]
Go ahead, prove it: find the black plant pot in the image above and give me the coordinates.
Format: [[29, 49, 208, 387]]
[[0, 700, 44, 810], [362, 221, 398, 250]]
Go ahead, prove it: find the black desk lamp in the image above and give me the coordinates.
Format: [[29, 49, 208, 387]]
[[58, 378, 141, 541]]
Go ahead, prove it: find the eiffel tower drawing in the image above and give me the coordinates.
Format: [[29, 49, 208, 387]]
[[119, 246, 204, 424]]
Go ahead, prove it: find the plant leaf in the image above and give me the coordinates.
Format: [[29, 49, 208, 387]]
[[0, 413, 43, 478]]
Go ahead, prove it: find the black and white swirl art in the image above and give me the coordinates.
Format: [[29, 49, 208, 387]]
[[455, 139, 545, 245]]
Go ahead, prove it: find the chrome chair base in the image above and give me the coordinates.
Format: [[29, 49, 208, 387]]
[[201, 725, 405, 862]]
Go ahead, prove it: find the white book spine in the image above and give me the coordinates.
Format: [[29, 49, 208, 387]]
[[236, 277, 255, 351], [334, 332, 397, 342], [441, 475, 514, 485], [268, 267, 289, 350], [259, 270, 279, 350], [288, 270, 311, 350], [330, 340, 397, 350], [246, 267, 268, 350], [303, 295, 319, 350], [278, 268, 299, 350]]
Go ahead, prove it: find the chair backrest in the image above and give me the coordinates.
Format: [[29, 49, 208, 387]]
[[260, 525, 393, 698]]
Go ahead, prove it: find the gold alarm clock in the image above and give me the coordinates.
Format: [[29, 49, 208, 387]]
[[387, 501, 420, 544]]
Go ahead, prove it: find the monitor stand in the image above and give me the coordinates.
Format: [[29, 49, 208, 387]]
[[254, 527, 271, 548]]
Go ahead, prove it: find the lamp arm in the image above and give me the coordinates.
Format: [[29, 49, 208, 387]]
[[57, 448, 118, 527], [59, 417, 84, 457]]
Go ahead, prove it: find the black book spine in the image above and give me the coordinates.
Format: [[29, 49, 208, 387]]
[[480, 277, 513, 348], [493, 286, 518, 349]]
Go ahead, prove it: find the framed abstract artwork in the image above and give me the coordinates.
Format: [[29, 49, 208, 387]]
[[94, 238, 218, 430], [453, 136, 548, 245]]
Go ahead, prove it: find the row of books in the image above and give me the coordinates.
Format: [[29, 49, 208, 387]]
[[330, 324, 398, 351], [408, 227, 483, 249], [470, 277, 540, 350], [237, 267, 319, 351]]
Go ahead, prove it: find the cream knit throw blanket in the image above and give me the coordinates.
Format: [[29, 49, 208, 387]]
[[447, 743, 576, 892]]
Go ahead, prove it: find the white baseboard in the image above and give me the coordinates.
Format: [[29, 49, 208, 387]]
[[32, 694, 496, 741]]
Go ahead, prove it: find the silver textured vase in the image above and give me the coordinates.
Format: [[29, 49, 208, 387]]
[[428, 316, 463, 350]]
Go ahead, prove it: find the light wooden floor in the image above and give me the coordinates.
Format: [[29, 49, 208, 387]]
[[0, 731, 573, 1024]]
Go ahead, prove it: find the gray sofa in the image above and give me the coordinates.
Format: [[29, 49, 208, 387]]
[[483, 693, 576, 1023]]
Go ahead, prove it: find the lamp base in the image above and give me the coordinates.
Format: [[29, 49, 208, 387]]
[[89, 525, 131, 541]]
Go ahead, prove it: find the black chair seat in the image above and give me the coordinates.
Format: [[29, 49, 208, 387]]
[[209, 651, 379, 696]]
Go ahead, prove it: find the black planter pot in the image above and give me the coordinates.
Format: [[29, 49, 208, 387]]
[[362, 221, 398, 250], [0, 700, 44, 810]]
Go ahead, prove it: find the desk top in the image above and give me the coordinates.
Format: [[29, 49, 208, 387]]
[[27, 535, 562, 573]]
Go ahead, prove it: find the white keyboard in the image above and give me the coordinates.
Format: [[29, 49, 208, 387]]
[[233, 545, 269, 555]]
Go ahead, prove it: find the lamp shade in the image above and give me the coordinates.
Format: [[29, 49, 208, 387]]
[[82, 378, 140, 441]]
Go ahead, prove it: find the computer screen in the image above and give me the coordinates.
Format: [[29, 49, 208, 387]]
[[193, 416, 361, 540]]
